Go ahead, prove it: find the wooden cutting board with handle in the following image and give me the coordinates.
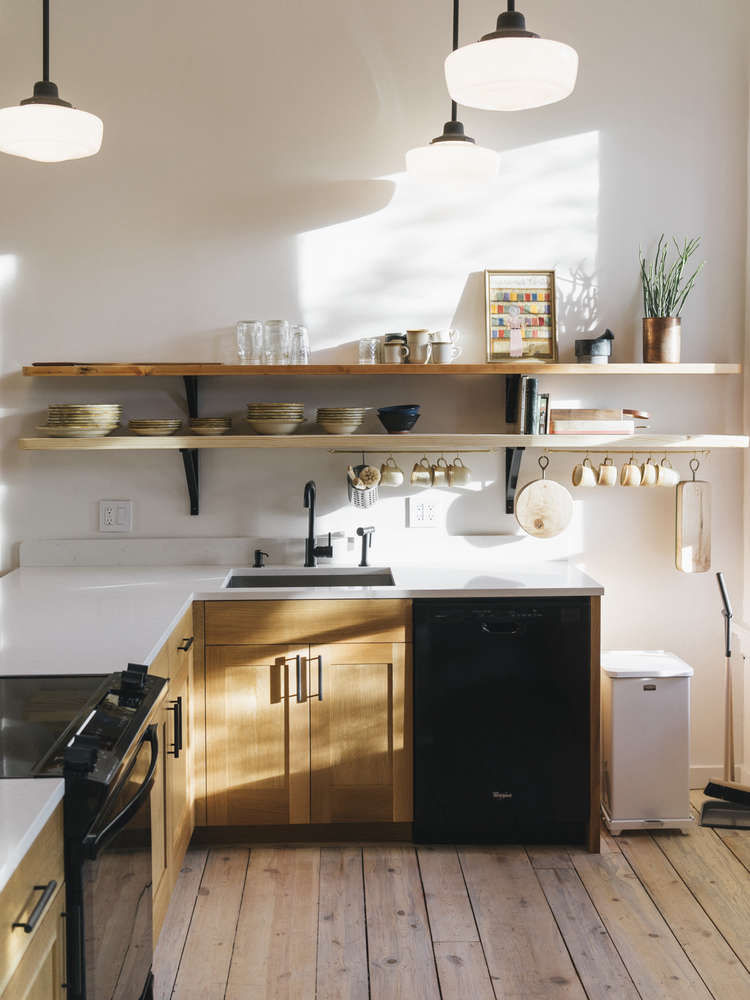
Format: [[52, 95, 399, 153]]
[[675, 458, 711, 573], [515, 457, 573, 538]]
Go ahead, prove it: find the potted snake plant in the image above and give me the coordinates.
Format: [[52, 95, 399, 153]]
[[639, 235, 704, 363]]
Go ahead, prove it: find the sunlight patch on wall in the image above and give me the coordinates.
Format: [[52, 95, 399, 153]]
[[297, 131, 600, 355]]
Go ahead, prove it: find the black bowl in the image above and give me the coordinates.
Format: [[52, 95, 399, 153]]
[[378, 403, 421, 413], [378, 410, 420, 434]]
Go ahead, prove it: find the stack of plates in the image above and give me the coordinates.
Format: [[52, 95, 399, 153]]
[[317, 407, 368, 435], [39, 403, 121, 438], [246, 402, 304, 436], [189, 417, 232, 436], [128, 419, 182, 436]]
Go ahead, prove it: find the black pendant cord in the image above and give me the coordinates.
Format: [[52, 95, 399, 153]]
[[42, 0, 50, 82], [451, 0, 459, 121], [507, 0, 516, 10]]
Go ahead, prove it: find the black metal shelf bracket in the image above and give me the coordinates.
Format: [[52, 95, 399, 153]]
[[505, 447, 524, 514], [181, 375, 200, 515]]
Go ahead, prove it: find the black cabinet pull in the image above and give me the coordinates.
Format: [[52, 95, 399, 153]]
[[13, 880, 57, 933], [167, 696, 182, 757], [177, 636, 194, 652], [480, 622, 521, 637], [316, 654, 323, 701], [295, 654, 303, 703]]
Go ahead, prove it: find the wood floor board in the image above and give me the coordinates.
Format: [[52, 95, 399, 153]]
[[417, 845, 479, 943], [172, 847, 249, 1000], [619, 832, 750, 999], [690, 789, 750, 872], [153, 848, 208, 1000], [225, 847, 321, 1000], [536, 867, 640, 1000], [363, 846, 441, 1000], [572, 849, 713, 1000], [525, 846, 574, 869], [459, 846, 587, 999], [316, 847, 369, 1000], [433, 940, 495, 1000]]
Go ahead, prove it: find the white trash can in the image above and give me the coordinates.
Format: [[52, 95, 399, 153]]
[[601, 650, 693, 835]]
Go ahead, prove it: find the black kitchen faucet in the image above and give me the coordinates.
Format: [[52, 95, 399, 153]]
[[303, 480, 333, 567]]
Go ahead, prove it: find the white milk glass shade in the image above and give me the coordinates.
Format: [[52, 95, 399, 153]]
[[406, 140, 499, 182], [0, 103, 103, 161], [445, 36, 578, 111]]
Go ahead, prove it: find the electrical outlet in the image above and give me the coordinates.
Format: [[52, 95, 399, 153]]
[[407, 496, 438, 528], [99, 500, 133, 533]]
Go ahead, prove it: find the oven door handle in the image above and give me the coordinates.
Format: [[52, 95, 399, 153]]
[[84, 724, 159, 858]]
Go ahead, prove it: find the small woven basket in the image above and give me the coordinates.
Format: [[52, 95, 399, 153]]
[[347, 464, 379, 508]]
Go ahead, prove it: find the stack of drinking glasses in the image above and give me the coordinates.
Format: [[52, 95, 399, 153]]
[[236, 320, 310, 365]]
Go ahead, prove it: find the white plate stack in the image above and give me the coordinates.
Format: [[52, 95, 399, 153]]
[[316, 407, 368, 435], [246, 402, 305, 435], [39, 403, 121, 437]]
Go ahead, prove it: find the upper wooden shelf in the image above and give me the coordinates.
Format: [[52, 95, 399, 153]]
[[21, 362, 743, 377]]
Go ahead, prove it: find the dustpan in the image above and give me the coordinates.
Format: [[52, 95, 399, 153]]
[[700, 573, 750, 828]]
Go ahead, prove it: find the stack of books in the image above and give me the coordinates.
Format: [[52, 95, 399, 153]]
[[548, 408, 635, 435], [512, 376, 550, 435]]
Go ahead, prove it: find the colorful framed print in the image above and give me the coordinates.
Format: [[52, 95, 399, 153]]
[[485, 270, 557, 362]]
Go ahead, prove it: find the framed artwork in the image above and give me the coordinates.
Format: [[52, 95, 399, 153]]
[[485, 270, 557, 362]]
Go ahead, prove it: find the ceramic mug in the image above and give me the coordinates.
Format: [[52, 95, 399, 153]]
[[410, 456, 432, 485], [656, 458, 679, 487], [380, 456, 404, 486], [406, 329, 432, 365], [572, 457, 596, 487], [383, 342, 409, 364], [597, 457, 617, 487], [432, 343, 462, 364], [432, 456, 449, 486], [620, 456, 642, 487], [640, 458, 658, 487], [448, 456, 472, 487]]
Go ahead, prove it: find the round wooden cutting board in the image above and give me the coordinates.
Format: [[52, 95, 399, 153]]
[[515, 478, 573, 538]]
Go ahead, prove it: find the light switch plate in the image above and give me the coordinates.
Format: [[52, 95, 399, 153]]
[[99, 500, 133, 532]]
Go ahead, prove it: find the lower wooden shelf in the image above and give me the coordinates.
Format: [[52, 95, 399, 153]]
[[17, 432, 750, 452]]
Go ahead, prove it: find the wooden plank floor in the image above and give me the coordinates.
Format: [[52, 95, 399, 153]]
[[154, 808, 750, 999]]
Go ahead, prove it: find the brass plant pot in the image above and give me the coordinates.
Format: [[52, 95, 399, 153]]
[[643, 317, 681, 363]]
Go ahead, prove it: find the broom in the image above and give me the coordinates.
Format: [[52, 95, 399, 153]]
[[701, 573, 750, 827]]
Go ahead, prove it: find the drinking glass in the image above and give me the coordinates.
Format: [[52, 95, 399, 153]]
[[358, 337, 380, 365], [290, 324, 311, 364], [263, 320, 291, 364], [236, 320, 263, 364]]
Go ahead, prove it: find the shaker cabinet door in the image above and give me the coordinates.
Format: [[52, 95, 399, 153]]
[[309, 643, 412, 824], [206, 646, 310, 826]]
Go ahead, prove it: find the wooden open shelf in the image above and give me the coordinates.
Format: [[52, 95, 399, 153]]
[[21, 362, 743, 377], [18, 433, 750, 452]]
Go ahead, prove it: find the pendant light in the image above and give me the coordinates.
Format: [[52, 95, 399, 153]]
[[444, 1, 578, 112], [406, 0, 498, 183], [0, 0, 102, 162]]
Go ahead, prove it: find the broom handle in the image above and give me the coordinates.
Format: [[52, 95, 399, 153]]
[[717, 573, 735, 781]]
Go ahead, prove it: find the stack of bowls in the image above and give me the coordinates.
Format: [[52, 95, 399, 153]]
[[40, 403, 121, 437], [189, 417, 232, 436], [128, 418, 182, 436], [246, 402, 305, 435], [316, 407, 368, 435], [377, 404, 421, 434]]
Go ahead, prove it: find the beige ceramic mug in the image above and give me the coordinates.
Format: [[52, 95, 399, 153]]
[[431, 343, 462, 364], [410, 456, 432, 486], [597, 457, 617, 487], [572, 457, 596, 487], [656, 457, 679, 487], [383, 342, 409, 363], [640, 457, 658, 487], [406, 329, 432, 364], [431, 456, 449, 486], [380, 456, 404, 486], [448, 456, 471, 487], [620, 456, 642, 487]]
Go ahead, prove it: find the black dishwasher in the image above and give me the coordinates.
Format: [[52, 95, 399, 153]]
[[414, 598, 591, 844]]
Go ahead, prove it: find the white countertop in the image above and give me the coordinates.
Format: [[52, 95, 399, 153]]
[[0, 779, 64, 894], [0, 562, 602, 677]]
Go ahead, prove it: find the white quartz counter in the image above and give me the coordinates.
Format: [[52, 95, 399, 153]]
[[0, 779, 64, 894], [0, 562, 602, 677]]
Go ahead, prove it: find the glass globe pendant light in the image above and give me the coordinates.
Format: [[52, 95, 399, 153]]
[[0, 0, 102, 162], [444, 0, 578, 112], [406, 0, 498, 183]]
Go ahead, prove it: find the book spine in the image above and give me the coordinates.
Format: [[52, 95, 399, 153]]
[[524, 378, 539, 435], [516, 376, 528, 433]]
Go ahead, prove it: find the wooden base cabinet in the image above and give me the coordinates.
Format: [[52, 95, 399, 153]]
[[2, 882, 66, 1000]]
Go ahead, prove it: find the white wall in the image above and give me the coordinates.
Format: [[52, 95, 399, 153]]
[[1, 0, 748, 775]]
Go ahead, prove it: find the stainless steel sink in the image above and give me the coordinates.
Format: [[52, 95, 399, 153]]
[[223, 568, 395, 588]]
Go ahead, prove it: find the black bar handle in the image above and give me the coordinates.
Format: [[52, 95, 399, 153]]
[[480, 622, 521, 637], [167, 697, 182, 757], [316, 654, 323, 701], [177, 636, 194, 652], [717, 572, 733, 658], [12, 880, 57, 933], [296, 654, 303, 703], [176, 695, 183, 752], [85, 725, 159, 856]]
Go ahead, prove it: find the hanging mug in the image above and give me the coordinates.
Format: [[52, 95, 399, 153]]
[[657, 457, 680, 487], [410, 456, 432, 486], [640, 457, 658, 487], [380, 456, 404, 486], [620, 455, 642, 487], [597, 456, 617, 487], [432, 456, 449, 486], [572, 457, 596, 487], [448, 456, 472, 487]]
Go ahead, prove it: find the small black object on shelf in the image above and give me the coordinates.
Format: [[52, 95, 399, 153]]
[[575, 329, 614, 365]]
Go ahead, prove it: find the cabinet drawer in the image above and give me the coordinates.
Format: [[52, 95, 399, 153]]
[[0, 804, 64, 994], [2, 880, 66, 1000], [205, 600, 412, 645]]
